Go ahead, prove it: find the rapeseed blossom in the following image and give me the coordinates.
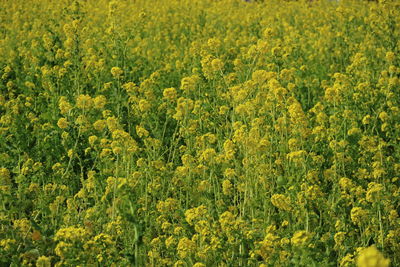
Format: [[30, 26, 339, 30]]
[[1, 0, 399, 266]]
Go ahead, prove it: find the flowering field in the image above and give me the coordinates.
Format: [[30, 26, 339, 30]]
[[0, 0, 399, 266]]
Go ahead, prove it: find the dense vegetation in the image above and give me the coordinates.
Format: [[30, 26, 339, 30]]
[[0, 0, 399, 266]]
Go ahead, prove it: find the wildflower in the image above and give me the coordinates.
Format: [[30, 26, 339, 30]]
[[93, 119, 107, 131], [211, 58, 224, 72], [0, 168, 11, 184], [291, 230, 311, 247], [13, 218, 30, 233], [222, 179, 233, 195], [138, 99, 151, 112], [157, 198, 179, 214], [223, 139, 236, 160], [110, 66, 123, 78], [351, 207, 368, 226], [366, 182, 384, 203], [340, 253, 354, 267], [174, 260, 186, 267], [334, 232, 346, 250], [252, 70, 269, 84], [136, 125, 149, 138], [106, 117, 120, 132], [88, 135, 98, 146], [287, 150, 307, 163], [55, 227, 88, 241], [36, 256, 51, 267], [348, 127, 361, 136], [219, 105, 229, 115], [180, 76, 198, 93], [59, 97, 73, 115], [199, 148, 216, 163], [207, 37, 221, 50], [185, 205, 208, 225], [0, 239, 16, 251], [356, 246, 390, 267], [362, 115, 371, 125], [385, 52, 395, 62], [378, 111, 389, 122], [54, 241, 72, 258], [93, 95, 107, 109], [177, 237, 196, 258], [76, 94, 93, 110], [57, 118, 68, 129], [122, 82, 138, 94], [271, 194, 291, 211], [224, 168, 236, 178], [163, 87, 177, 100], [219, 211, 236, 233], [388, 210, 398, 224]]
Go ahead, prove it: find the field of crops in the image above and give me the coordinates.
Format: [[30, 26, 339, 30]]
[[1, 0, 399, 266]]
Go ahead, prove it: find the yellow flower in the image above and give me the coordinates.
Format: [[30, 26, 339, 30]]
[[388, 210, 398, 223], [93, 95, 107, 109], [219, 105, 229, 115], [287, 150, 307, 163], [291, 230, 311, 247], [271, 194, 291, 211], [163, 236, 175, 249], [157, 198, 179, 214], [219, 211, 236, 233], [185, 205, 208, 226], [0, 168, 11, 184], [163, 87, 177, 100], [76, 94, 93, 110], [378, 111, 389, 122], [210, 58, 224, 72], [57, 118, 68, 129], [93, 119, 106, 131], [340, 253, 354, 267], [106, 116, 120, 132], [54, 241, 72, 258], [59, 97, 72, 115], [36, 256, 51, 267], [0, 239, 16, 251], [55, 226, 88, 241], [180, 76, 198, 93], [88, 135, 98, 146], [207, 37, 221, 50], [177, 237, 196, 258], [223, 139, 236, 160], [348, 127, 361, 136], [351, 207, 368, 226], [174, 260, 185, 267], [252, 70, 269, 85], [356, 246, 390, 267], [138, 99, 151, 112], [362, 115, 371, 125], [385, 52, 395, 62], [334, 232, 346, 249], [199, 148, 216, 163], [136, 125, 149, 138], [110, 66, 123, 78], [222, 179, 233, 195], [366, 182, 384, 203], [13, 218, 30, 233], [224, 168, 236, 178]]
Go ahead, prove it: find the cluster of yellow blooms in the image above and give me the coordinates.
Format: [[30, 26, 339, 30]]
[[1, 0, 399, 266]]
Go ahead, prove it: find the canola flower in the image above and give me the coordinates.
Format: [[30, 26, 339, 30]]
[[1, 0, 400, 266], [356, 246, 390, 267]]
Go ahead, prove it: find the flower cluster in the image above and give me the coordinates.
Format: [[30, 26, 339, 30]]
[[1, 0, 399, 266]]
